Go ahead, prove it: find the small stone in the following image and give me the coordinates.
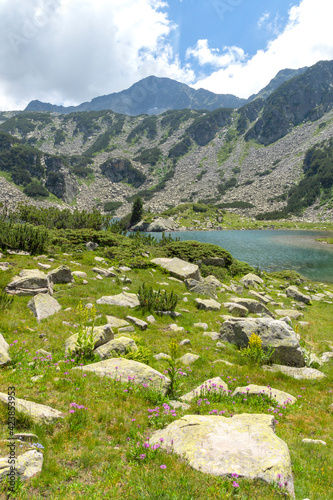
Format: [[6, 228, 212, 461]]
[[177, 353, 200, 365], [126, 316, 148, 330], [167, 324, 184, 332], [195, 298, 221, 311], [118, 326, 135, 333], [194, 322, 208, 331], [216, 342, 226, 349], [302, 439, 326, 445], [154, 353, 171, 361], [146, 315, 156, 324], [203, 332, 220, 341], [179, 339, 191, 346]]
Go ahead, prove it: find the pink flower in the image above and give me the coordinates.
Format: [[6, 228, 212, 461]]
[[160, 465, 166, 469], [232, 482, 239, 488]]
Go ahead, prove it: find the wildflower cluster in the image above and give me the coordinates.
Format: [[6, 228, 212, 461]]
[[147, 403, 179, 429], [241, 332, 275, 366], [68, 402, 88, 431]]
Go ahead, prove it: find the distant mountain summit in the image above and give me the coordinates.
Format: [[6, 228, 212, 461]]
[[24, 68, 311, 116], [25, 76, 246, 115]]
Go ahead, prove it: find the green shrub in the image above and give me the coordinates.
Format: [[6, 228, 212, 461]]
[[268, 270, 306, 284], [0, 290, 14, 312], [23, 181, 49, 198], [0, 221, 49, 254], [192, 203, 207, 213], [200, 264, 227, 282], [104, 201, 123, 213], [164, 241, 233, 267], [228, 259, 255, 277], [138, 283, 178, 311]]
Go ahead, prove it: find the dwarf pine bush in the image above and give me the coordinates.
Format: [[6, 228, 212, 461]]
[[138, 283, 178, 311]]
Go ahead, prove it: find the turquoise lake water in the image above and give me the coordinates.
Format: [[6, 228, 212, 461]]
[[148, 230, 333, 283]]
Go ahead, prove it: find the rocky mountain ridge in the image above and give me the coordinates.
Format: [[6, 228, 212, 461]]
[[0, 60, 332, 222]]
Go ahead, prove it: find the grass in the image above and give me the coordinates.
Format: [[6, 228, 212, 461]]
[[0, 239, 332, 499]]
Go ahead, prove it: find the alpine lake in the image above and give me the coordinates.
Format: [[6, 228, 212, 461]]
[[147, 229, 333, 283]]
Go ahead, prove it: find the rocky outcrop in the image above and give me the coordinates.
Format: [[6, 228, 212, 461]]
[[149, 414, 295, 497], [220, 318, 305, 367], [0, 450, 43, 481]]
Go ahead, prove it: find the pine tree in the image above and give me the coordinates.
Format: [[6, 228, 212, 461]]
[[130, 197, 143, 226]]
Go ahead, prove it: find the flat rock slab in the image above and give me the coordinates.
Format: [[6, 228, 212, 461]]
[[106, 315, 130, 328], [275, 309, 304, 320], [0, 450, 43, 480], [94, 337, 138, 359], [177, 353, 200, 365], [92, 267, 116, 277], [220, 318, 305, 367], [232, 385, 296, 406], [126, 315, 148, 330], [27, 293, 61, 322], [302, 438, 326, 445], [0, 333, 10, 366], [0, 393, 63, 424], [180, 377, 228, 402], [195, 298, 221, 311], [151, 257, 201, 281], [72, 358, 171, 394], [150, 414, 294, 498], [97, 292, 140, 308], [262, 364, 326, 380], [65, 325, 114, 355]]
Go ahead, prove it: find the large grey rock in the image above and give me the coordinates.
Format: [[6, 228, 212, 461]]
[[223, 302, 248, 317], [27, 293, 61, 322], [96, 292, 140, 308], [94, 337, 138, 359], [180, 377, 228, 402], [48, 265, 73, 284], [149, 414, 295, 497], [240, 273, 264, 287], [220, 318, 305, 367], [262, 364, 326, 380], [133, 217, 178, 232], [195, 298, 221, 311], [232, 385, 296, 405], [229, 298, 274, 318], [106, 315, 130, 328], [73, 358, 170, 394], [275, 309, 304, 320], [0, 450, 43, 480], [5, 270, 52, 296], [185, 279, 218, 298], [151, 257, 201, 281], [65, 324, 114, 354], [177, 353, 200, 365], [0, 393, 63, 424], [286, 286, 311, 304], [0, 333, 10, 366]]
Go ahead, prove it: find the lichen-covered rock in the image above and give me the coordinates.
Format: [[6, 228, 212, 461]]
[[65, 324, 114, 355], [220, 318, 304, 367], [0, 450, 43, 480], [240, 273, 264, 287], [149, 414, 295, 497], [27, 293, 61, 322], [96, 292, 140, 308], [73, 358, 170, 394], [47, 265, 74, 284], [185, 279, 218, 298], [0, 393, 63, 424], [177, 353, 200, 365], [151, 257, 201, 281], [229, 298, 274, 317], [94, 337, 138, 359], [275, 309, 304, 319], [223, 302, 248, 317], [180, 377, 228, 402], [126, 315, 148, 330], [232, 384, 296, 405]]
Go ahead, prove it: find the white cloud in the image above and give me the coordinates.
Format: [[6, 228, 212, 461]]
[[0, 0, 194, 110], [258, 12, 270, 29], [186, 40, 246, 68], [193, 0, 333, 98]]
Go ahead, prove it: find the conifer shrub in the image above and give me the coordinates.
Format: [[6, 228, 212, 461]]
[[138, 283, 178, 311], [0, 221, 49, 254]]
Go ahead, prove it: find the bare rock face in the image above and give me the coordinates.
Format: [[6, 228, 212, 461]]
[[150, 414, 295, 497], [220, 317, 305, 367], [5, 269, 53, 296]]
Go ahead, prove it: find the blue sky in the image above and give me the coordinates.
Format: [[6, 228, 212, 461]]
[[0, 0, 332, 109]]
